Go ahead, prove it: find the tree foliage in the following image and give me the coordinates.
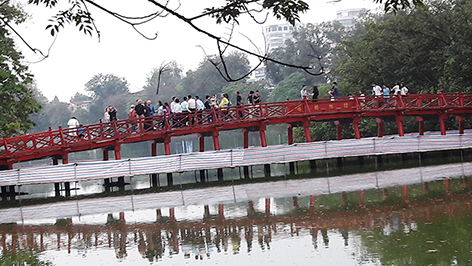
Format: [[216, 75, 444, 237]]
[[0, 2, 42, 137], [337, 0, 472, 94]]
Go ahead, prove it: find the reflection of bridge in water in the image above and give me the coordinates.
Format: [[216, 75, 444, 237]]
[[0, 175, 470, 262]]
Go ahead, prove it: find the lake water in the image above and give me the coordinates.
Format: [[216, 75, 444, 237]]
[[1, 156, 472, 265], [2, 130, 472, 265]]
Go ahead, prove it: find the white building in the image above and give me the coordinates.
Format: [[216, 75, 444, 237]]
[[264, 23, 303, 51], [335, 8, 367, 26]]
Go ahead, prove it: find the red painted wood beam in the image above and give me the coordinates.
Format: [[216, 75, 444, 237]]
[[212, 130, 220, 151], [396, 115, 404, 137], [439, 113, 447, 135], [242, 129, 249, 148], [199, 134, 205, 152], [151, 142, 157, 156], [334, 121, 342, 140], [353, 116, 361, 139], [376, 118, 384, 138], [456, 116, 464, 134], [287, 124, 293, 145], [303, 120, 312, 143], [416, 116, 424, 135], [114, 144, 121, 160], [164, 136, 171, 155]]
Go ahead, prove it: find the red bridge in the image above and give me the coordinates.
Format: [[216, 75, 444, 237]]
[[1, 93, 472, 169]]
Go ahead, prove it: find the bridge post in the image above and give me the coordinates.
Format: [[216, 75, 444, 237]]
[[287, 124, 294, 145], [376, 118, 384, 138], [103, 149, 109, 161], [303, 120, 312, 142], [212, 130, 220, 151], [456, 116, 464, 134], [150, 142, 158, 187], [259, 123, 267, 147], [218, 204, 225, 220], [242, 129, 249, 149], [248, 200, 255, 216], [164, 136, 171, 155], [416, 117, 424, 135], [359, 190, 365, 207], [264, 164, 271, 177], [114, 144, 121, 160], [396, 115, 405, 136], [199, 134, 205, 152], [243, 166, 250, 179], [402, 185, 409, 205], [334, 121, 342, 140], [439, 113, 447, 135], [167, 173, 173, 186], [353, 117, 361, 139]]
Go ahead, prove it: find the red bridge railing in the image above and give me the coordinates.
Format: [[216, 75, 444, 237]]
[[1, 92, 472, 167]]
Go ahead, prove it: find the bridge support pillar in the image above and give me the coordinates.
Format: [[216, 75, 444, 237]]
[[334, 121, 342, 140], [242, 129, 249, 149], [303, 120, 312, 142], [396, 115, 404, 137], [417, 116, 424, 135], [114, 145, 121, 160], [287, 124, 294, 145], [150, 142, 159, 187], [0, 185, 16, 201], [199, 134, 205, 152], [243, 166, 250, 179], [199, 169, 206, 182], [289, 162, 296, 175], [259, 124, 267, 147], [264, 164, 271, 178], [167, 173, 173, 186], [376, 118, 384, 138], [212, 131, 220, 151], [456, 116, 464, 135], [309, 160, 317, 171], [164, 136, 171, 155], [353, 117, 361, 139], [444, 178, 450, 195], [152, 142, 157, 156], [439, 113, 447, 135], [456, 116, 464, 134], [217, 168, 224, 181], [103, 149, 109, 161]]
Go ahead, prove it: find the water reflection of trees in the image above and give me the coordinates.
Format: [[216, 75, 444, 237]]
[[1, 179, 472, 264]]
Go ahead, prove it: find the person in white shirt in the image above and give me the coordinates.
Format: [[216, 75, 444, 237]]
[[391, 82, 401, 95], [400, 82, 409, 96], [67, 117, 80, 136], [372, 83, 383, 97], [195, 96, 205, 111], [300, 85, 308, 99]]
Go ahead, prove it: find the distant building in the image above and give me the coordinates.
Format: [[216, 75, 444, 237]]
[[247, 67, 266, 83], [335, 8, 367, 26], [264, 23, 304, 51]]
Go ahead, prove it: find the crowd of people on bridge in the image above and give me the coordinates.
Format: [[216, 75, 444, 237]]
[[123, 90, 262, 130]]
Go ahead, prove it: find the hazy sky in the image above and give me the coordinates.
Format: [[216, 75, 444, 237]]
[[14, 0, 381, 102]]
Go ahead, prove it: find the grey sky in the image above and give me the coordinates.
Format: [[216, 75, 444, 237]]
[[15, 0, 380, 102]]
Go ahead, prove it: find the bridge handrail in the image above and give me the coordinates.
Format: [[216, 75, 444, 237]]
[[0, 93, 470, 161]]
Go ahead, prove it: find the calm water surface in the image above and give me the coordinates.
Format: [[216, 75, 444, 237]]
[[3, 132, 472, 265]]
